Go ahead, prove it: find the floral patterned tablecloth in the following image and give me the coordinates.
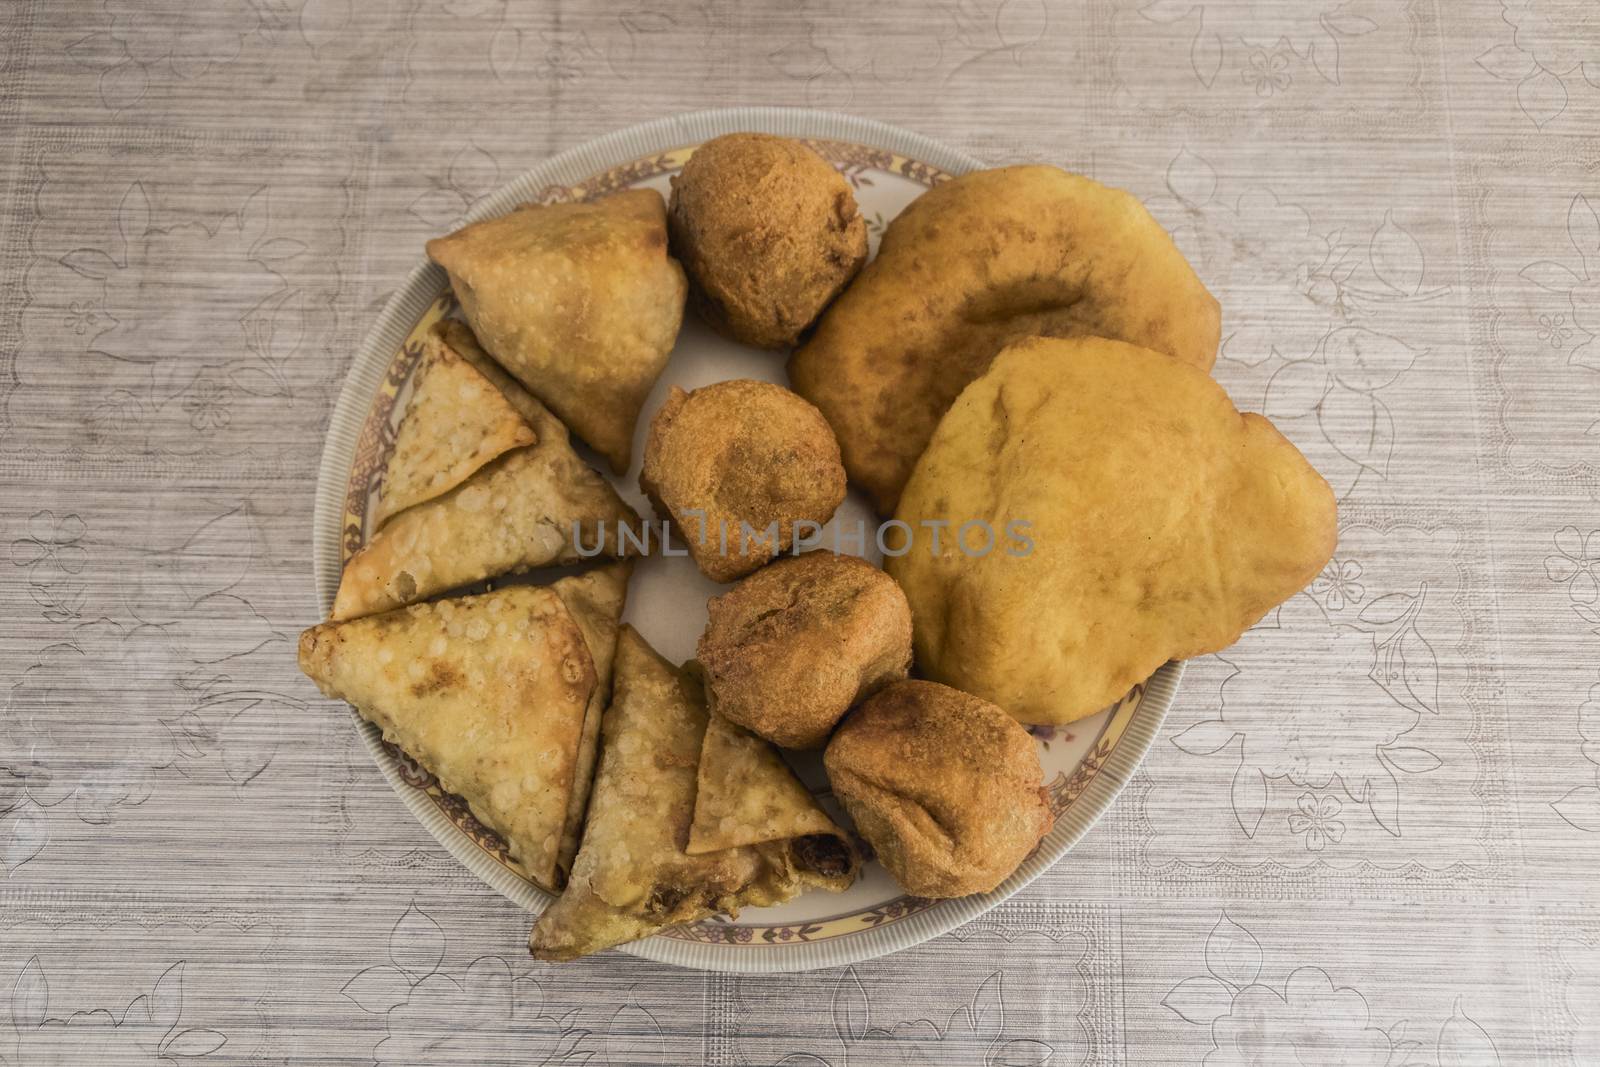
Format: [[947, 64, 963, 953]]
[[2, 1, 1598, 1063]]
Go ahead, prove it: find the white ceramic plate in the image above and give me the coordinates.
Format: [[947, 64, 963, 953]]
[[312, 107, 1181, 973]]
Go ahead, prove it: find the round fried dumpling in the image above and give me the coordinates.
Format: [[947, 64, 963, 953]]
[[697, 551, 912, 749], [824, 681, 1051, 898], [641, 380, 846, 583], [669, 133, 867, 349]]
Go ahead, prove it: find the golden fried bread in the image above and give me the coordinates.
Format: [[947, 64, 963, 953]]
[[669, 133, 867, 349], [697, 551, 911, 748], [887, 336, 1338, 724], [824, 680, 1051, 898], [789, 164, 1221, 512]]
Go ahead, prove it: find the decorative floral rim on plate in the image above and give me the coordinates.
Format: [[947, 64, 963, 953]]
[[312, 107, 1182, 973]]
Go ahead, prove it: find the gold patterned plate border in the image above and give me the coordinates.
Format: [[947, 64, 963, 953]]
[[313, 108, 1182, 973]]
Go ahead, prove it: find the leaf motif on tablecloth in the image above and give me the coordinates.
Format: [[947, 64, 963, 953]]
[[1162, 975, 1233, 1025], [1205, 914, 1262, 988], [389, 904, 446, 981], [5, 957, 229, 1063], [1169, 916, 1503, 1063], [606, 991, 666, 1065]]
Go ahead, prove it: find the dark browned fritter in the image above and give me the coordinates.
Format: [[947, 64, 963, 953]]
[[640, 380, 846, 583], [669, 132, 867, 350], [824, 680, 1053, 898], [698, 550, 912, 749]]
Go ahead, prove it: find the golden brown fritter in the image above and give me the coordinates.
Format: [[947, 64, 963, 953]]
[[887, 336, 1338, 725], [669, 133, 867, 349], [697, 551, 912, 749], [640, 380, 846, 583], [824, 680, 1052, 899], [789, 164, 1222, 513]]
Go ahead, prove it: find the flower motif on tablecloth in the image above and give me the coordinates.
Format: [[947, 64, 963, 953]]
[[5, 958, 226, 1064], [1145, 148, 1446, 500], [10, 511, 88, 624], [1311, 557, 1365, 613], [407, 142, 503, 232], [1516, 195, 1600, 421], [774, 968, 1054, 1067], [1552, 681, 1600, 833], [1164, 915, 1502, 1065], [1169, 589, 1443, 841], [1136, 0, 1378, 94], [340, 905, 591, 1065], [63, 0, 259, 111], [29, 182, 306, 451], [1475, 0, 1600, 128], [1545, 525, 1600, 631], [766, 0, 1046, 108], [1287, 792, 1345, 852], [0, 505, 295, 874]]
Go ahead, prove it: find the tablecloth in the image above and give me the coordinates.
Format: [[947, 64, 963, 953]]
[[2, 1, 1598, 1063]]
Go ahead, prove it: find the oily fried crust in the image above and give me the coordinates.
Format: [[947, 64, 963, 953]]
[[371, 335, 536, 530], [696, 551, 911, 749], [685, 708, 859, 890], [886, 336, 1338, 725], [426, 189, 687, 473], [668, 133, 867, 349], [823, 680, 1052, 899], [789, 164, 1222, 513], [529, 628, 853, 962], [298, 582, 604, 891], [331, 326, 642, 621], [639, 380, 846, 583]]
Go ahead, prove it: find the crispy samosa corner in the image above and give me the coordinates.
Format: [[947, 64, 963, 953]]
[[299, 563, 630, 890], [529, 628, 857, 962], [332, 324, 643, 621], [426, 189, 687, 474]]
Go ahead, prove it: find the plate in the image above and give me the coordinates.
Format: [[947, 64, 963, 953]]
[[312, 107, 1181, 973]]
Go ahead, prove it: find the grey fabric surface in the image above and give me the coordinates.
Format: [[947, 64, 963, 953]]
[[2, 1, 1597, 1063]]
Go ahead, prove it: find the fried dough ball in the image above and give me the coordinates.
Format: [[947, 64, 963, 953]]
[[697, 551, 912, 749], [640, 380, 847, 583], [669, 133, 867, 349], [824, 681, 1052, 898]]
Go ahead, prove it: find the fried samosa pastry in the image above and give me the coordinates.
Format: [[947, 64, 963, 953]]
[[530, 628, 853, 962], [887, 336, 1337, 725], [299, 564, 630, 890], [687, 709, 858, 891], [371, 331, 536, 530], [790, 164, 1222, 512], [426, 189, 688, 473], [332, 324, 643, 621]]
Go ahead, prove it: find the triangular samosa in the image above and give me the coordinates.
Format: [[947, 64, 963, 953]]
[[687, 709, 858, 892], [299, 563, 629, 890], [529, 628, 855, 962], [372, 331, 536, 529], [426, 189, 687, 474], [333, 324, 644, 621]]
